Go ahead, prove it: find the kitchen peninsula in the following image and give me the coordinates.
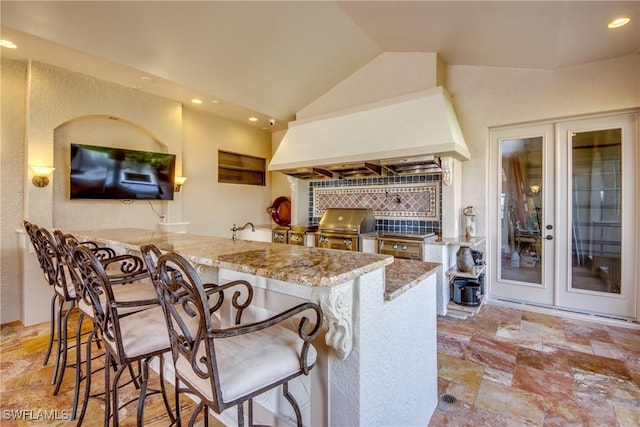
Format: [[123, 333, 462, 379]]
[[72, 228, 440, 427]]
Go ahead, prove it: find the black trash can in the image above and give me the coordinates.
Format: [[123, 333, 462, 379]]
[[452, 278, 473, 305], [461, 283, 481, 306]]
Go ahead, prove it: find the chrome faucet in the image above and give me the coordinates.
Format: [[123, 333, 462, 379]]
[[231, 222, 255, 240]]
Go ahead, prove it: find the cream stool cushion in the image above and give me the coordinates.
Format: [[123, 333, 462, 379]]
[[175, 324, 317, 403], [102, 304, 222, 359], [104, 306, 169, 359]]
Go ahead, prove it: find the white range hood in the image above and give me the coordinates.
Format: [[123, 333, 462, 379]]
[[269, 86, 470, 175]]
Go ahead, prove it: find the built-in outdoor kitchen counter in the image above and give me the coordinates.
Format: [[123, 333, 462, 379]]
[[72, 228, 439, 427], [422, 235, 487, 316], [384, 258, 441, 300]]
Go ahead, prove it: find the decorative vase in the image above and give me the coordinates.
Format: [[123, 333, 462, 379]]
[[457, 246, 474, 273], [463, 206, 477, 238]]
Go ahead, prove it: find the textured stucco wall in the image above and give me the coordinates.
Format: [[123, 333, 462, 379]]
[[297, 52, 441, 119], [361, 272, 437, 426], [1, 59, 27, 323], [1, 60, 273, 324], [447, 53, 640, 238], [25, 62, 183, 229], [270, 130, 292, 200], [181, 105, 273, 237], [327, 269, 437, 426]]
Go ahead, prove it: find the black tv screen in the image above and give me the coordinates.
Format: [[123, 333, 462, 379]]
[[70, 144, 176, 200]]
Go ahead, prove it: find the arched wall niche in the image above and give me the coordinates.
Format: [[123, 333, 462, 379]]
[[60, 113, 169, 146], [52, 114, 175, 230], [24, 61, 183, 229]]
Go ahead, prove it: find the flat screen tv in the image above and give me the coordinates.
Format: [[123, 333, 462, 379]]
[[70, 144, 176, 200]]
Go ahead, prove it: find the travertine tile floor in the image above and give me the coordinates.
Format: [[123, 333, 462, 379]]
[[430, 303, 640, 426], [0, 310, 221, 427], [1, 304, 639, 426]]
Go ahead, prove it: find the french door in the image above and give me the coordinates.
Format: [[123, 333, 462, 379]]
[[490, 113, 637, 320]]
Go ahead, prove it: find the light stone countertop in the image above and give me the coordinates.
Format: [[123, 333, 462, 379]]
[[73, 228, 394, 288], [73, 228, 439, 300], [384, 259, 441, 301]]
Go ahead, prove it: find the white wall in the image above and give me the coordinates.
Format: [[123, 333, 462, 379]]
[[447, 53, 640, 237], [181, 106, 273, 237], [269, 129, 304, 224], [0, 59, 275, 324], [1, 59, 27, 322], [297, 52, 443, 119], [24, 61, 183, 229], [270, 129, 291, 199]]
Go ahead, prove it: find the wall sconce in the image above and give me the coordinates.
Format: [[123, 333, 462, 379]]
[[530, 184, 541, 194], [174, 176, 187, 192], [31, 166, 55, 188]]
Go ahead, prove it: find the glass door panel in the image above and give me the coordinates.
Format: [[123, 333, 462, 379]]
[[490, 123, 554, 306], [556, 113, 635, 319], [570, 129, 622, 294], [500, 137, 543, 285]]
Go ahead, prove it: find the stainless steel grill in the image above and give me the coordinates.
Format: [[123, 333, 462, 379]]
[[316, 208, 376, 251], [377, 231, 436, 260]]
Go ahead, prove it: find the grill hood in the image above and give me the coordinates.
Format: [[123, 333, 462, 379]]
[[318, 208, 376, 234], [269, 87, 470, 178]]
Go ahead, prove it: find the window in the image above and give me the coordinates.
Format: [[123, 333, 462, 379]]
[[218, 150, 266, 186]]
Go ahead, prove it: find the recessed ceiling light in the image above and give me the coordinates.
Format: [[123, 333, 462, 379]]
[[248, 117, 258, 122], [608, 17, 630, 29], [191, 99, 203, 104], [211, 100, 220, 104], [141, 76, 153, 82], [0, 40, 17, 49]]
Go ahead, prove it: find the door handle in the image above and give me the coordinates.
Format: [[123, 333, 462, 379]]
[[545, 235, 554, 240]]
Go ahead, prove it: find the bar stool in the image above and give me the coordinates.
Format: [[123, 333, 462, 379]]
[[55, 230, 159, 423], [150, 248, 323, 427], [23, 221, 84, 393], [71, 244, 174, 426]]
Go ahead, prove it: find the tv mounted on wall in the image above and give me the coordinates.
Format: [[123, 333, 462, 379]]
[[70, 143, 176, 200]]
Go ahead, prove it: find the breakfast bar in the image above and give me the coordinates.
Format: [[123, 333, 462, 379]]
[[72, 228, 440, 426]]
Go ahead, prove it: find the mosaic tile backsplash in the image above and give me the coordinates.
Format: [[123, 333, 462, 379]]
[[308, 174, 442, 235]]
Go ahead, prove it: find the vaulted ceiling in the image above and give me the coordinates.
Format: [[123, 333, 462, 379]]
[[2, 1, 638, 129]]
